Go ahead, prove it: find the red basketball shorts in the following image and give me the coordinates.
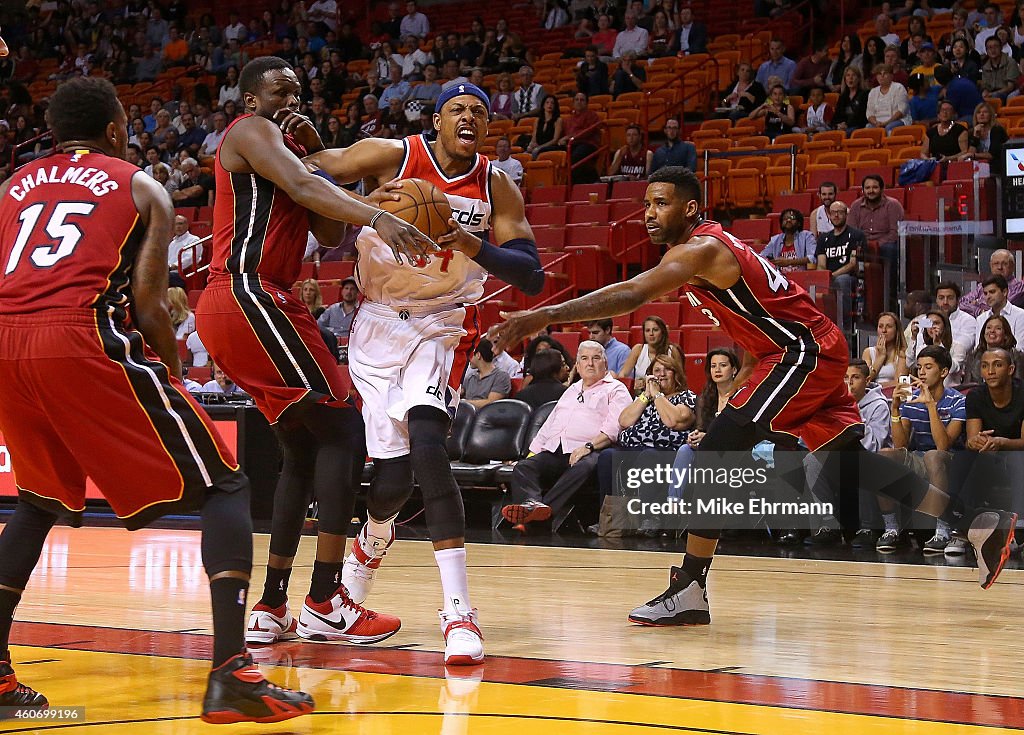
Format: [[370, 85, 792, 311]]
[[196, 276, 354, 424], [728, 325, 863, 451], [0, 309, 241, 530]]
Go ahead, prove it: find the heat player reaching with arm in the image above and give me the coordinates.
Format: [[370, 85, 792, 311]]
[[304, 83, 544, 665], [489, 166, 1017, 628]]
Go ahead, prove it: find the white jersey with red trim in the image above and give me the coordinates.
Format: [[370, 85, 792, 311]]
[[356, 134, 492, 308]]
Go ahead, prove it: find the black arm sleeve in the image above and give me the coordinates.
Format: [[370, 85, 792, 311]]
[[471, 236, 545, 296]]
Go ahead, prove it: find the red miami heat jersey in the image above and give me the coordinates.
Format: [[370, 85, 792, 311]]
[[0, 150, 143, 316], [209, 114, 310, 289], [680, 220, 838, 360], [355, 134, 490, 307]]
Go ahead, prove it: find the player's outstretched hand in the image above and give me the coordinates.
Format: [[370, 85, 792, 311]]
[[273, 108, 323, 153], [487, 309, 551, 354], [374, 212, 439, 265], [366, 179, 404, 207], [436, 218, 477, 255]]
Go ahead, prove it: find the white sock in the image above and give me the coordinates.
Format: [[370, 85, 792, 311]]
[[434, 547, 471, 614], [935, 519, 951, 538], [882, 512, 899, 533], [366, 513, 397, 542]]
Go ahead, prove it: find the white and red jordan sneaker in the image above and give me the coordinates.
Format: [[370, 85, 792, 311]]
[[297, 584, 401, 644], [245, 602, 298, 645], [342, 522, 396, 604], [439, 606, 484, 666]]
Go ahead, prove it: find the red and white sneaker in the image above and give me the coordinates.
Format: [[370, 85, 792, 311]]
[[297, 584, 401, 644], [245, 602, 298, 646], [342, 522, 395, 604], [439, 607, 484, 666]]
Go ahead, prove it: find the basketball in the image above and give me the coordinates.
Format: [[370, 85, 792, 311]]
[[376, 178, 453, 241]]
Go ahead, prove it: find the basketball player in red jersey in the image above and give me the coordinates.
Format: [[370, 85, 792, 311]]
[[196, 57, 432, 648], [0, 77, 312, 722], [491, 167, 1017, 625], [302, 83, 544, 665]]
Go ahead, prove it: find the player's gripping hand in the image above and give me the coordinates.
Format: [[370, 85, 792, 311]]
[[373, 212, 439, 266], [435, 218, 480, 256], [366, 179, 404, 207], [273, 108, 324, 153], [488, 308, 551, 354]]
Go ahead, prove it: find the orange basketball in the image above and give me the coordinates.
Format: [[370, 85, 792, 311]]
[[376, 178, 453, 240]]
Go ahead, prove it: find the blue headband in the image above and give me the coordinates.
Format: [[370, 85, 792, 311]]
[[436, 82, 491, 114]]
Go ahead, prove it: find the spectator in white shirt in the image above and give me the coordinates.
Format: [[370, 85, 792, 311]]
[[198, 112, 227, 157], [612, 10, 650, 59], [307, 0, 339, 32], [187, 330, 209, 367], [975, 275, 1024, 345], [809, 181, 837, 237], [399, 0, 430, 38], [866, 63, 910, 132], [875, 14, 900, 47], [545, 0, 570, 30], [491, 137, 523, 185], [168, 214, 202, 273], [222, 12, 247, 43], [168, 287, 197, 340], [512, 65, 546, 121], [202, 365, 246, 396], [912, 281, 976, 363]]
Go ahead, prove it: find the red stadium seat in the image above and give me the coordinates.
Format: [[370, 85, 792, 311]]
[[318, 261, 356, 281]]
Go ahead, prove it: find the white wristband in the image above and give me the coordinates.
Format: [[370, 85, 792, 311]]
[[369, 210, 386, 229]]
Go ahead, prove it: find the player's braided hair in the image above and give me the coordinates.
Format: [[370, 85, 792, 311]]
[[46, 77, 122, 144]]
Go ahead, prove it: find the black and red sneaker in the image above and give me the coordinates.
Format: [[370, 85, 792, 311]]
[[200, 652, 314, 724], [0, 660, 47, 708]]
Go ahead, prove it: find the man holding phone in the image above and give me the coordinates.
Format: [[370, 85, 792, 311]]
[[878, 346, 966, 554]]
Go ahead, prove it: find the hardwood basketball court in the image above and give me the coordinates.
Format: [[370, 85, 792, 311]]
[[1, 525, 1021, 733]]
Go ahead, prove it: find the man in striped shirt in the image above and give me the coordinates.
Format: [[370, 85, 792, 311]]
[[880, 345, 966, 554]]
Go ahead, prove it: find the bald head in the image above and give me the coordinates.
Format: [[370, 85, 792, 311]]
[[990, 249, 1017, 280]]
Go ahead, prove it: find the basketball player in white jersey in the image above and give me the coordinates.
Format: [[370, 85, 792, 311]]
[[304, 83, 543, 664]]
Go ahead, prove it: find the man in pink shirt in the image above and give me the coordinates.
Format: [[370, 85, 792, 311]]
[[502, 341, 633, 531]]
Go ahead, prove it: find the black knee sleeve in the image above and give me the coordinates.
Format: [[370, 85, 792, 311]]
[[409, 406, 465, 542], [299, 404, 365, 536], [201, 478, 254, 577], [368, 456, 414, 520], [0, 501, 57, 590], [268, 424, 317, 557]]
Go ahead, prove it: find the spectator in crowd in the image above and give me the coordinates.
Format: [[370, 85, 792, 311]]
[[171, 158, 214, 208], [512, 65, 546, 122], [545, 0, 571, 30], [968, 101, 1008, 173], [964, 314, 1024, 385], [299, 278, 325, 319], [134, 43, 163, 82], [491, 136, 524, 185], [867, 63, 910, 131], [618, 315, 681, 393], [935, 64, 982, 122], [908, 310, 965, 385], [585, 319, 631, 374], [608, 124, 651, 180], [981, 34, 1018, 101], [845, 358, 894, 548], [591, 13, 618, 57], [848, 174, 904, 299], [862, 311, 909, 388], [514, 349, 568, 408], [520, 334, 574, 386], [816, 201, 864, 334], [202, 365, 247, 396], [723, 61, 766, 122], [611, 50, 647, 98], [921, 99, 970, 160], [675, 6, 707, 56], [360, 94, 384, 138], [882, 345, 965, 553], [795, 85, 833, 135], [974, 2, 1004, 54], [832, 65, 869, 132], [810, 181, 838, 237], [168, 286, 196, 340], [125, 143, 145, 168], [861, 37, 887, 80], [162, 26, 189, 67], [975, 274, 1024, 345], [318, 277, 359, 339], [186, 329, 209, 367], [198, 112, 228, 157], [218, 65, 242, 109], [876, 13, 901, 47], [826, 34, 863, 92], [612, 10, 649, 59], [151, 163, 176, 194], [761, 208, 817, 272], [558, 92, 601, 183], [915, 281, 977, 364], [576, 47, 609, 97], [490, 73, 515, 120], [524, 95, 562, 158], [649, 118, 696, 175], [167, 214, 202, 287], [947, 38, 981, 84], [911, 42, 940, 86], [462, 339, 512, 408], [177, 112, 205, 156], [379, 95, 412, 139], [792, 40, 833, 96], [400, 0, 429, 38], [380, 61, 411, 107], [903, 289, 935, 347], [501, 341, 633, 532], [755, 38, 797, 91], [961, 249, 1024, 316], [907, 72, 940, 123], [222, 12, 247, 43], [751, 83, 795, 140]]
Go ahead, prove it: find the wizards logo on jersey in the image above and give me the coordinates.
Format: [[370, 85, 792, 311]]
[[446, 193, 491, 233]]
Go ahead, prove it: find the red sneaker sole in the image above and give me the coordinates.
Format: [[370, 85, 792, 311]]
[[200, 702, 314, 724], [982, 512, 1018, 590], [501, 505, 552, 525], [444, 653, 485, 666]]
